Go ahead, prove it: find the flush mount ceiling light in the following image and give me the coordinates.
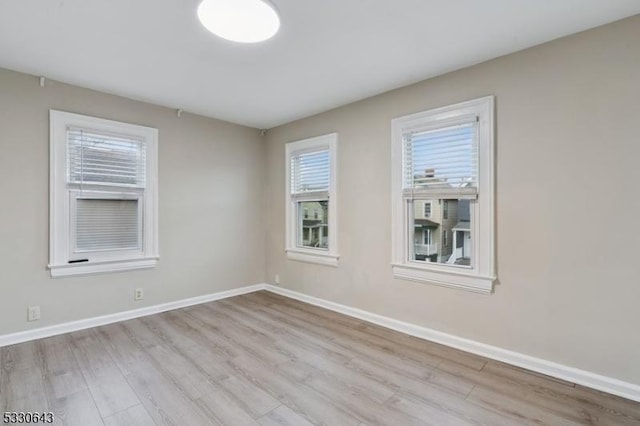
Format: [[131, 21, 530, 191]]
[[197, 0, 280, 43]]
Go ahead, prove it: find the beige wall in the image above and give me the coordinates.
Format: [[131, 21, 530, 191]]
[[0, 68, 265, 334], [264, 15, 640, 384]]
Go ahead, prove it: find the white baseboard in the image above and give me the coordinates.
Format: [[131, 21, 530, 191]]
[[2, 282, 638, 403], [264, 284, 640, 403], [0, 284, 265, 348]]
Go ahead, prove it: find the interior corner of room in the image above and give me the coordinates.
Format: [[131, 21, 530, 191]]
[[1, 2, 639, 423]]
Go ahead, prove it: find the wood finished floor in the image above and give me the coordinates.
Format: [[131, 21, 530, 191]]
[[1, 291, 639, 425]]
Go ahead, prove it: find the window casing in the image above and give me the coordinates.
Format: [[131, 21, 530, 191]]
[[391, 97, 495, 293], [49, 110, 159, 277], [285, 133, 338, 266]]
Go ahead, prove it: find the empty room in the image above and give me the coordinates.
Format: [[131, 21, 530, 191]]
[[1, 0, 640, 425]]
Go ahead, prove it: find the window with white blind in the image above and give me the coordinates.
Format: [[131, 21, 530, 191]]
[[49, 110, 159, 277], [285, 133, 338, 266], [391, 97, 495, 293]]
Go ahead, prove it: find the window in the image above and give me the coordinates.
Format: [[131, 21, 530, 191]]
[[424, 201, 432, 218], [423, 229, 431, 245], [49, 111, 159, 277], [285, 133, 338, 266], [391, 97, 495, 293]]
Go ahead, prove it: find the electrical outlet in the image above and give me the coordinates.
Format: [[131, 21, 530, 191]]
[[134, 288, 144, 301], [274, 274, 280, 285], [28, 306, 41, 321]]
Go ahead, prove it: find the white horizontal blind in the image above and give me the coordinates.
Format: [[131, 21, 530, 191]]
[[403, 122, 478, 198], [291, 149, 330, 196], [75, 198, 140, 252], [68, 128, 146, 188]]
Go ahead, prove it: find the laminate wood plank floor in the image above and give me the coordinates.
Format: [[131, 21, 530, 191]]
[[1, 290, 639, 425]]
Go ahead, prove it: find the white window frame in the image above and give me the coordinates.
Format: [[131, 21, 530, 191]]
[[391, 97, 495, 293], [285, 133, 338, 267], [49, 110, 159, 277]]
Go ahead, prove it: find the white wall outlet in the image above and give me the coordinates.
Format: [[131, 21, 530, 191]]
[[28, 306, 41, 321], [134, 288, 144, 301], [274, 274, 280, 285]]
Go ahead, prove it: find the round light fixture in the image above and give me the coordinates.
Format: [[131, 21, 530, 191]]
[[197, 0, 280, 43]]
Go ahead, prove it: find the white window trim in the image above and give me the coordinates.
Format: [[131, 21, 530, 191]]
[[49, 110, 159, 277], [391, 96, 495, 293], [285, 133, 338, 267]]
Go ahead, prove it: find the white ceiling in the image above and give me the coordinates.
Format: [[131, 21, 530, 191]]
[[1, 1, 638, 129]]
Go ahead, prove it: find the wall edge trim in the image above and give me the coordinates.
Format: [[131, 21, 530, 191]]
[[0, 284, 266, 347], [264, 284, 640, 403], [2, 282, 637, 403]]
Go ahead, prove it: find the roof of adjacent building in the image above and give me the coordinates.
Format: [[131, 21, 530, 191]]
[[453, 221, 471, 231], [415, 219, 439, 228]]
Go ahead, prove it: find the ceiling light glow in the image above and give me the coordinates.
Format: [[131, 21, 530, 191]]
[[197, 0, 280, 43]]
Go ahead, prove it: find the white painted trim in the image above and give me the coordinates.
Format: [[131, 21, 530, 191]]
[[392, 264, 494, 294], [285, 249, 339, 267], [0, 284, 265, 348], [4, 282, 638, 403], [49, 258, 158, 278], [263, 285, 640, 403]]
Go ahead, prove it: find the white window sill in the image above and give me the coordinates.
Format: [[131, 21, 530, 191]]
[[286, 249, 339, 267], [49, 257, 158, 278], [392, 263, 494, 294]]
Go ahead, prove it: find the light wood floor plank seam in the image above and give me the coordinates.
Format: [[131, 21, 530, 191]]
[[1, 290, 639, 426], [464, 384, 476, 399], [66, 365, 106, 426], [255, 404, 283, 421]]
